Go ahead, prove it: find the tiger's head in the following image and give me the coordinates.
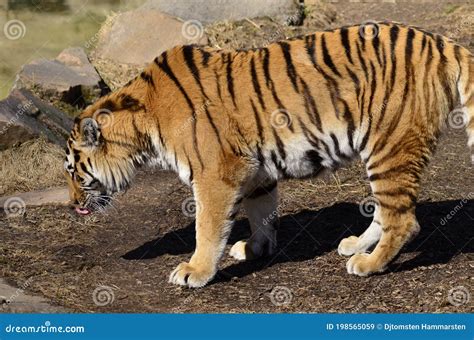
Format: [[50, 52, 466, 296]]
[[64, 114, 138, 215]]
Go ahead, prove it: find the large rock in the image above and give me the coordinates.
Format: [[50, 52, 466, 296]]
[[140, 0, 303, 25], [94, 9, 208, 66], [0, 89, 72, 150], [13, 47, 109, 108]]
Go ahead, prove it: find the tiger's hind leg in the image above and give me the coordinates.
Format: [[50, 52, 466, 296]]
[[229, 182, 278, 261], [346, 138, 428, 276]]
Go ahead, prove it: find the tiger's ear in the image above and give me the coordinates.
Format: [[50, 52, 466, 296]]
[[80, 118, 100, 147]]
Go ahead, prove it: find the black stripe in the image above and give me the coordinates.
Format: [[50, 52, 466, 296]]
[[224, 53, 237, 106], [156, 119, 166, 150], [305, 150, 324, 175], [321, 34, 341, 77], [250, 99, 265, 145], [155, 53, 204, 169], [183, 46, 225, 153], [270, 150, 283, 172], [140, 71, 155, 88], [356, 42, 369, 81], [405, 28, 415, 77], [377, 201, 415, 214], [370, 84, 410, 158], [304, 34, 341, 119], [262, 48, 272, 88], [214, 70, 223, 101], [278, 41, 300, 93], [155, 53, 194, 110], [304, 35, 317, 68], [367, 138, 409, 171], [200, 49, 211, 67], [250, 56, 266, 110], [372, 34, 382, 66], [183, 45, 206, 95], [420, 34, 427, 55], [359, 62, 377, 151], [80, 162, 93, 178], [101, 99, 118, 112], [340, 27, 353, 64], [436, 35, 447, 63], [330, 133, 349, 161], [368, 164, 408, 182], [298, 117, 320, 149], [261, 48, 286, 110], [389, 25, 400, 88], [299, 78, 322, 132], [345, 66, 360, 99], [381, 39, 387, 83], [120, 94, 144, 112], [342, 101, 355, 151], [272, 128, 287, 161]]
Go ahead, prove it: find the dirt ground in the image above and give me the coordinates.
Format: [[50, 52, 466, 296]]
[[1, 1, 473, 313]]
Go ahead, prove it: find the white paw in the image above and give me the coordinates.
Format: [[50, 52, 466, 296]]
[[346, 253, 384, 276], [169, 262, 214, 288], [229, 240, 248, 261], [337, 236, 360, 257]]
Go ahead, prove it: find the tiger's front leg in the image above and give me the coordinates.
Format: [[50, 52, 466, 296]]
[[169, 176, 242, 288]]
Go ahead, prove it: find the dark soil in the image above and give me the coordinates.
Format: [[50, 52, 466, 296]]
[[1, 2, 473, 313]]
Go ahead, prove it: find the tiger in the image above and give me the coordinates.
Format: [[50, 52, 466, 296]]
[[64, 21, 474, 288]]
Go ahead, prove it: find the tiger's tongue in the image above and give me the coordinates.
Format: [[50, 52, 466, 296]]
[[75, 207, 91, 215]]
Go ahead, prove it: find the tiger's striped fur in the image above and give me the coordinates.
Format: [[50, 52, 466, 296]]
[[65, 22, 474, 287]]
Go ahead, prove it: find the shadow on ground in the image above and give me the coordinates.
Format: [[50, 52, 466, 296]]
[[123, 199, 474, 283]]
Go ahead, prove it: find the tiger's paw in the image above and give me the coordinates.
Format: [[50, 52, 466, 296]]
[[229, 240, 260, 261], [229, 239, 276, 261], [169, 262, 214, 288], [337, 236, 360, 256], [346, 253, 385, 276]]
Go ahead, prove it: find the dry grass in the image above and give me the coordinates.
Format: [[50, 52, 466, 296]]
[[0, 138, 66, 196]]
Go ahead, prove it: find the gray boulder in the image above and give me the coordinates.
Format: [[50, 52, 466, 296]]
[[94, 9, 208, 66], [140, 0, 303, 24], [13, 47, 109, 108], [0, 89, 72, 150]]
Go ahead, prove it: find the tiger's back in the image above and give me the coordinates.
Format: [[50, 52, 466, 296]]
[[151, 22, 472, 183]]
